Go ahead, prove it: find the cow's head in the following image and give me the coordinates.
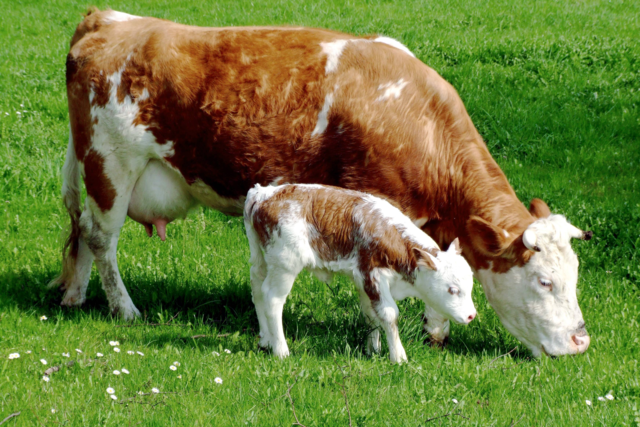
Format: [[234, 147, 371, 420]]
[[469, 199, 592, 357]]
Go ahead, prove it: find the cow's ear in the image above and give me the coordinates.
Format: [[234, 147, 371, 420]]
[[529, 198, 551, 219], [412, 247, 438, 271], [466, 216, 508, 256]]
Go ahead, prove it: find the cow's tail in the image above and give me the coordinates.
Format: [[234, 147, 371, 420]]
[[48, 130, 82, 289]]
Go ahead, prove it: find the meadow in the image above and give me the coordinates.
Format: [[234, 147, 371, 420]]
[[1, 0, 639, 425]]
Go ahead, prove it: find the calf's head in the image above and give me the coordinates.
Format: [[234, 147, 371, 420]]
[[413, 238, 477, 325], [469, 199, 592, 357]]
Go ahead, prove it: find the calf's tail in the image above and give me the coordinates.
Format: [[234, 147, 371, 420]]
[[48, 130, 82, 288]]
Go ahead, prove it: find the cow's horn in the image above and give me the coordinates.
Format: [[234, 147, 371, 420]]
[[523, 229, 541, 252]]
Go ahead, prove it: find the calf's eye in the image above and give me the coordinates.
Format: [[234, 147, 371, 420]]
[[539, 278, 553, 290], [448, 287, 459, 295]]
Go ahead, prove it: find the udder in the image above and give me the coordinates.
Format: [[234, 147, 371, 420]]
[[128, 160, 198, 240]]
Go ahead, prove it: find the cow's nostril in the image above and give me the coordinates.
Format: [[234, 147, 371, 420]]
[[467, 313, 476, 322], [572, 335, 585, 346]]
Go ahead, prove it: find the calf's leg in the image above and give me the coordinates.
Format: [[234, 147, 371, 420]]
[[372, 284, 407, 364], [422, 304, 450, 347], [357, 288, 381, 354], [261, 267, 300, 358]]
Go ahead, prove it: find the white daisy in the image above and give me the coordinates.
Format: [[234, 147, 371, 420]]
[[8, 353, 19, 359], [137, 391, 144, 395], [151, 388, 159, 394], [106, 387, 115, 394], [62, 353, 70, 358], [51, 409, 56, 413], [40, 315, 47, 321], [20, 104, 23, 107], [17, 111, 21, 115], [114, 348, 121, 353], [96, 353, 103, 357], [605, 394, 614, 400], [121, 368, 129, 374], [452, 399, 458, 404], [75, 349, 83, 353], [585, 400, 592, 406], [26, 351, 31, 354], [215, 377, 223, 384], [109, 341, 119, 346], [177, 375, 182, 379], [173, 361, 180, 367], [110, 394, 118, 400], [42, 376, 50, 382], [136, 351, 144, 356], [127, 351, 134, 355], [224, 349, 231, 354], [113, 370, 121, 375], [212, 351, 220, 356], [40, 359, 47, 365], [170, 365, 177, 371]]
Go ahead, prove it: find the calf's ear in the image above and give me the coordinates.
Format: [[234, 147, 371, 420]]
[[412, 248, 438, 271], [466, 216, 508, 256], [529, 198, 551, 219], [447, 237, 462, 255]]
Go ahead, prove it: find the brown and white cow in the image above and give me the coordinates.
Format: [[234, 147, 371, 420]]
[[52, 9, 592, 357], [244, 184, 476, 362]]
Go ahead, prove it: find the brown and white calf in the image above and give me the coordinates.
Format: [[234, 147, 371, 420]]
[[244, 184, 476, 362], [53, 9, 592, 357]]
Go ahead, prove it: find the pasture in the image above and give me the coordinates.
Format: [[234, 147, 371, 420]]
[[1, 0, 639, 425]]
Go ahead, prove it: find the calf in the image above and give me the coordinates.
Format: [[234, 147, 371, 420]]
[[244, 184, 476, 363]]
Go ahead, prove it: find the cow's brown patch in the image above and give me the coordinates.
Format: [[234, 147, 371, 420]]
[[83, 149, 116, 212], [67, 10, 550, 274]]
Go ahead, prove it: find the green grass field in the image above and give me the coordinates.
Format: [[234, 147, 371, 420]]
[[1, 0, 639, 425]]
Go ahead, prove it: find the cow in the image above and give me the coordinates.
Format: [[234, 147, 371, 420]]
[[244, 183, 477, 363], [51, 9, 593, 357]]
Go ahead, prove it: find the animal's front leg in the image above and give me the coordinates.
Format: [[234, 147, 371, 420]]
[[422, 304, 450, 347], [373, 286, 407, 364]]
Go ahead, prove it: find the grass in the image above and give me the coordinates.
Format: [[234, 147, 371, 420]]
[[1, 0, 639, 425]]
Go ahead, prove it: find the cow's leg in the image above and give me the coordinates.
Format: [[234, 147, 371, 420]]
[[261, 267, 300, 358], [77, 153, 148, 320], [373, 286, 407, 364], [357, 288, 381, 355], [422, 304, 450, 347], [60, 238, 94, 306]]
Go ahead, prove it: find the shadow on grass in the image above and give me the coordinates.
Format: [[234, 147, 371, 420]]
[[0, 268, 529, 361]]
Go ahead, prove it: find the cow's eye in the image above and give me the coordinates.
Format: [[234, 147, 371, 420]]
[[539, 278, 553, 290], [448, 287, 459, 295]]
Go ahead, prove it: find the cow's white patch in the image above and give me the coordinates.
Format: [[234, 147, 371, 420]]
[[320, 40, 349, 74], [311, 93, 334, 136], [376, 79, 409, 102], [373, 36, 415, 58], [103, 10, 142, 24]]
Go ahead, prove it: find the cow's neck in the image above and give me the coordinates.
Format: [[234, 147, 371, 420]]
[[421, 139, 534, 271]]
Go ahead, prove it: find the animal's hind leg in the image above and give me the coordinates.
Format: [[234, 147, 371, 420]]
[[78, 151, 149, 319], [60, 238, 94, 306]]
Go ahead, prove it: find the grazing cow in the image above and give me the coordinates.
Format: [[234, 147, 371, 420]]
[[243, 184, 476, 363], [52, 9, 593, 357]]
